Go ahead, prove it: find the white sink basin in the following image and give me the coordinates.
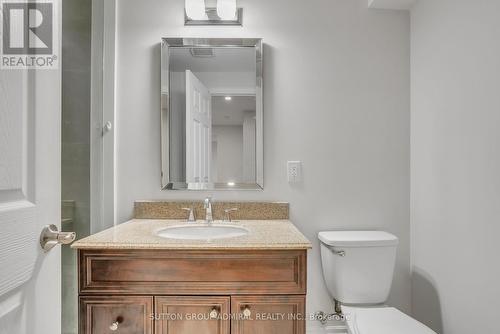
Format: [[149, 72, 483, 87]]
[[156, 224, 249, 240]]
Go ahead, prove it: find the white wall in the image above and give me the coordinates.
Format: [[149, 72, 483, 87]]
[[115, 0, 411, 315], [411, 1, 500, 333]]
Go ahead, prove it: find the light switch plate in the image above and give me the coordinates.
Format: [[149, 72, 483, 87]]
[[287, 161, 302, 183]]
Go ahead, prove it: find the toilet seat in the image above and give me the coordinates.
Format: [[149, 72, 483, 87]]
[[342, 306, 436, 334]]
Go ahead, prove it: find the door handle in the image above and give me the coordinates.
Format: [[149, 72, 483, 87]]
[[103, 121, 113, 133], [39, 224, 76, 252]]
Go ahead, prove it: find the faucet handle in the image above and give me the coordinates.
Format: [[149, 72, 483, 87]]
[[181, 207, 196, 222], [223, 208, 238, 222]]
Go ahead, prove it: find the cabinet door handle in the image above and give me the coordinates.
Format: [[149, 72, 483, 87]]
[[242, 306, 251, 318], [210, 307, 219, 319], [109, 321, 119, 331], [109, 316, 123, 331]]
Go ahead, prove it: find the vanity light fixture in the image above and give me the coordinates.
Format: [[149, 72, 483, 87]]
[[225, 96, 232, 101], [185, 0, 243, 26], [227, 182, 236, 186], [217, 0, 237, 20], [185, 0, 207, 20]]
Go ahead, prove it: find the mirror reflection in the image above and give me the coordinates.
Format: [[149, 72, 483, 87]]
[[161, 39, 263, 190]]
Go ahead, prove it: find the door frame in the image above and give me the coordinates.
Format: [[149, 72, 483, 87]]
[[90, 0, 116, 234]]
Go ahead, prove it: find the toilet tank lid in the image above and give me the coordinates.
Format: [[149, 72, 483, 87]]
[[318, 231, 399, 247]]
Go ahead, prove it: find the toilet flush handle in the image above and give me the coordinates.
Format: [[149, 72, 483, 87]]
[[324, 244, 346, 257], [331, 249, 346, 257]]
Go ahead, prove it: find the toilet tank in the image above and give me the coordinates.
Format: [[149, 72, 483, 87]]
[[318, 231, 398, 305]]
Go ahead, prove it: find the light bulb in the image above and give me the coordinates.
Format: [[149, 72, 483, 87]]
[[217, 0, 237, 20], [185, 0, 207, 20]]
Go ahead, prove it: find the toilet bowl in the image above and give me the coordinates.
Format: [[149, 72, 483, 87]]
[[318, 231, 436, 334]]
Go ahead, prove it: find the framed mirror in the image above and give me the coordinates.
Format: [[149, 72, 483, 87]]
[[161, 38, 263, 190]]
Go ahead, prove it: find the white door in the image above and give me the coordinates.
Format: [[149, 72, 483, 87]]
[[0, 1, 62, 333], [185, 70, 212, 188]]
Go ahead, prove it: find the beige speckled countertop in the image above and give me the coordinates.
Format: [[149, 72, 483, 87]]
[[71, 219, 312, 250]]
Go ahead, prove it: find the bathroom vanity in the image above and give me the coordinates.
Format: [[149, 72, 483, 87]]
[[73, 202, 311, 334]]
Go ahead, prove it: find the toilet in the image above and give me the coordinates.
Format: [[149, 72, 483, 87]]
[[318, 231, 436, 334]]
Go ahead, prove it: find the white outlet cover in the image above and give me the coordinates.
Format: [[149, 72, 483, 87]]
[[287, 161, 302, 183]]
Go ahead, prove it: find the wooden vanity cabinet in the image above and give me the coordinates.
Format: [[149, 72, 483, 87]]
[[78, 249, 307, 334], [80, 296, 153, 334], [155, 296, 230, 334], [231, 296, 306, 334]]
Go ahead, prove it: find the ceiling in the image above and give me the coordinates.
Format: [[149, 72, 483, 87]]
[[170, 47, 256, 72], [367, 0, 417, 10], [212, 96, 256, 126]]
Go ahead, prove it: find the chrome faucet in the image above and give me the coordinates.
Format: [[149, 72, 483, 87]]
[[204, 197, 213, 223]]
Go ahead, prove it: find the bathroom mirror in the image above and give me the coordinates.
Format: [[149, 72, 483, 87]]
[[161, 38, 263, 190]]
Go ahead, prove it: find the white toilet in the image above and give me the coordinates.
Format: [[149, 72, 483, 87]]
[[318, 231, 436, 334]]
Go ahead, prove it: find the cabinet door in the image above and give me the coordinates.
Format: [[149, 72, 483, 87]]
[[155, 296, 230, 334], [231, 296, 306, 334], [80, 296, 153, 334]]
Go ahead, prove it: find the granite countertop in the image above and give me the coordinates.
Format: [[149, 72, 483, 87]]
[[71, 219, 312, 250]]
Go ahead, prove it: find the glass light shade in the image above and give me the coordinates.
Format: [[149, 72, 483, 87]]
[[216, 0, 237, 20], [185, 0, 207, 20]]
